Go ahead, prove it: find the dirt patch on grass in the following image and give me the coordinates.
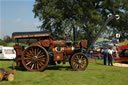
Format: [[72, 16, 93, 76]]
[[113, 63, 128, 67]]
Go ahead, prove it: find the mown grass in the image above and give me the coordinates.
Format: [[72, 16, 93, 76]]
[[118, 40, 128, 46], [0, 60, 128, 85], [7, 43, 15, 47]]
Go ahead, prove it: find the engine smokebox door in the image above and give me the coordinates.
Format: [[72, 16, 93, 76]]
[[53, 53, 63, 61]]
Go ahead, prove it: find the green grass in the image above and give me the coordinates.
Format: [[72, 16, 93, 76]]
[[0, 60, 128, 85], [7, 43, 15, 47], [7, 42, 28, 47], [118, 40, 128, 46]]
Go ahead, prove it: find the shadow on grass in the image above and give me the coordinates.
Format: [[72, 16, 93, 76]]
[[95, 62, 104, 65], [46, 65, 74, 71], [8, 66, 27, 71], [8, 65, 75, 72]]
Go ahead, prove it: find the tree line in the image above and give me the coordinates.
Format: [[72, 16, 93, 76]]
[[33, 0, 128, 47], [0, 36, 13, 46]]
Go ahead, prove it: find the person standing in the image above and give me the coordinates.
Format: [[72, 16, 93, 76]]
[[103, 48, 108, 65], [108, 48, 113, 66]]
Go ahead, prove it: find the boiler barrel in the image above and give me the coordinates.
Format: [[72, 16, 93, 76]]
[[119, 49, 128, 57], [65, 47, 75, 55]]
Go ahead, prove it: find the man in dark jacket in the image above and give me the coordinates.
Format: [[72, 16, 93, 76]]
[[103, 48, 108, 65]]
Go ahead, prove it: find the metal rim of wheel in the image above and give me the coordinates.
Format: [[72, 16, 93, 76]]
[[71, 52, 88, 71], [22, 45, 49, 71]]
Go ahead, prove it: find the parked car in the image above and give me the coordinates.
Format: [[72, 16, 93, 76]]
[[95, 42, 104, 47], [0, 46, 16, 60], [90, 44, 100, 53]]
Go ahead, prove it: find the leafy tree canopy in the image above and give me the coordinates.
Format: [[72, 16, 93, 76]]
[[0, 40, 7, 46], [3, 35, 13, 43], [33, 0, 128, 46]]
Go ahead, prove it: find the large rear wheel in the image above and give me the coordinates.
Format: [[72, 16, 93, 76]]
[[22, 45, 49, 71], [71, 53, 88, 71]]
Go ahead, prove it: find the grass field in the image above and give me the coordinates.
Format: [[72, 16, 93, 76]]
[[118, 40, 128, 46], [0, 60, 128, 85]]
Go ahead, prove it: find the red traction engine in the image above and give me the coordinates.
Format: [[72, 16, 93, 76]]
[[12, 31, 88, 71], [115, 44, 128, 62]]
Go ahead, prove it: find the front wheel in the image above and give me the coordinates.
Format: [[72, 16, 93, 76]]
[[71, 53, 88, 71]]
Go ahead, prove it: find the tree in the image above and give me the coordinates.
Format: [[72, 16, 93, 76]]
[[33, 0, 128, 46], [0, 40, 7, 46], [3, 35, 12, 43]]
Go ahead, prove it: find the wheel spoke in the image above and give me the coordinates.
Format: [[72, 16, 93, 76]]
[[34, 48, 37, 56], [38, 56, 46, 60], [37, 50, 42, 56], [36, 63, 39, 69], [38, 52, 44, 56], [31, 48, 35, 55], [25, 54, 32, 58], [26, 51, 32, 56], [36, 48, 39, 55], [33, 63, 36, 69], [31, 64, 34, 69], [38, 61, 44, 66], [29, 50, 34, 56], [40, 59, 46, 63], [81, 56, 83, 60], [37, 61, 42, 67], [76, 56, 79, 60], [26, 61, 31, 66], [38, 55, 45, 58], [75, 64, 79, 69], [77, 55, 80, 60], [24, 59, 31, 63], [24, 57, 31, 60]]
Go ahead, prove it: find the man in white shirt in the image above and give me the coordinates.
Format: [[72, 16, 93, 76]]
[[108, 48, 113, 66]]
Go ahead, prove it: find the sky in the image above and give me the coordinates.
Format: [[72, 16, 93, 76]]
[[0, 0, 41, 39]]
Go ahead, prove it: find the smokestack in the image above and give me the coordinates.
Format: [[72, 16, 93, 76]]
[[73, 25, 77, 45]]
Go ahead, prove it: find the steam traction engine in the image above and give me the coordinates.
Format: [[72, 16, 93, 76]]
[[115, 44, 128, 62], [12, 14, 120, 71], [12, 31, 88, 71]]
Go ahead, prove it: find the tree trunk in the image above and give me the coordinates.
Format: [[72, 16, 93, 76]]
[[4, 73, 14, 81], [0, 68, 15, 81], [0, 68, 6, 81]]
